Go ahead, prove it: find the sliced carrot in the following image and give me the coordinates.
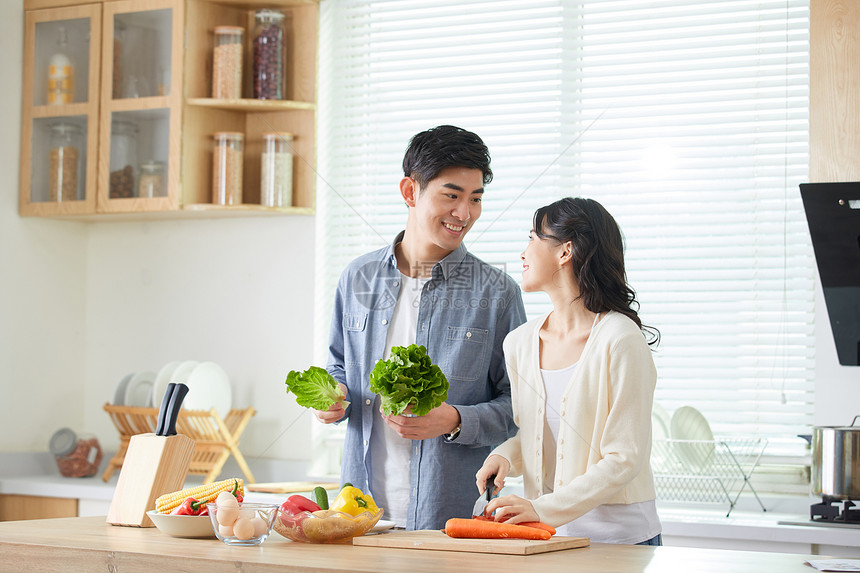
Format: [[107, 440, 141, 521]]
[[471, 515, 556, 536], [444, 518, 551, 540], [518, 521, 556, 536]]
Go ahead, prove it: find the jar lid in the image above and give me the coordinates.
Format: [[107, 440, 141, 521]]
[[213, 131, 244, 140], [51, 123, 81, 135], [214, 26, 244, 35], [255, 9, 285, 22], [49, 428, 77, 457], [112, 120, 138, 134], [262, 132, 294, 140]]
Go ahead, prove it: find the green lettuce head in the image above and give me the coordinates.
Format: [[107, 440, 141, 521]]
[[369, 344, 449, 416], [285, 366, 347, 410]]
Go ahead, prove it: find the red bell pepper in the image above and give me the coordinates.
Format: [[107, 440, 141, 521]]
[[280, 494, 321, 516]]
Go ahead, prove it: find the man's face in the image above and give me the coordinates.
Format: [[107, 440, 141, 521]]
[[406, 166, 484, 257]]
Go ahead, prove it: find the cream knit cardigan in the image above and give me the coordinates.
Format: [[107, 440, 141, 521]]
[[492, 310, 658, 527]]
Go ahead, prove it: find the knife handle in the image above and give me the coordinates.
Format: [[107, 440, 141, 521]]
[[485, 474, 497, 501], [155, 383, 176, 436], [163, 383, 189, 437]]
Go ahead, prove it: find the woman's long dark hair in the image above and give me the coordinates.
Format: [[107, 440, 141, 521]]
[[533, 197, 660, 347]]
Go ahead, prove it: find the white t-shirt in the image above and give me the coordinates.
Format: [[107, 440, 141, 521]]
[[369, 273, 428, 527], [540, 364, 662, 544]]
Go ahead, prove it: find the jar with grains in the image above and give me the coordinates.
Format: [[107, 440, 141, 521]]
[[109, 121, 138, 199], [212, 132, 244, 205], [260, 132, 294, 207], [212, 26, 244, 99], [49, 428, 103, 478], [49, 123, 82, 202], [252, 10, 285, 100], [138, 160, 166, 198]]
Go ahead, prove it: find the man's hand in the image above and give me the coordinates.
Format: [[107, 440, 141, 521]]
[[313, 383, 348, 424], [382, 402, 460, 440]]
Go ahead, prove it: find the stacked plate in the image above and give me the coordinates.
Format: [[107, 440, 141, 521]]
[[112, 371, 157, 407], [670, 406, 715, 469], [112, 361, 232, 419]]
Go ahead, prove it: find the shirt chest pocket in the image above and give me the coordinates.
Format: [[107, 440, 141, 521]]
[[444, 326, 490, 381], [343, 313, 367, 332]]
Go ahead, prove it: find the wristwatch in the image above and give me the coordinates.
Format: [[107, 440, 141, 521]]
[[444, 422, 461, 442]]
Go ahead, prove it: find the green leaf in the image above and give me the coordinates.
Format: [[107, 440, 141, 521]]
[[369, 344, 449, 417], [284, 366, 344, 410]]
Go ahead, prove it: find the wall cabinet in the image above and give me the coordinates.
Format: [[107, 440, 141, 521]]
[[19, 0, 318, 219]]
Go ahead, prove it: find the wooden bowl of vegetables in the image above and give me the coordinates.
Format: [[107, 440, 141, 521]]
[[273, 485, 384, 543]]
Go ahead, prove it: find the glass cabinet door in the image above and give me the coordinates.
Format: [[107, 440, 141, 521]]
[[98, 0, 181, 213], [20, 4, 101, 216]]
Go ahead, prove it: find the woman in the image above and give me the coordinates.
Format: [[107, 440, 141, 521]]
[[476, 197, 662, 545]]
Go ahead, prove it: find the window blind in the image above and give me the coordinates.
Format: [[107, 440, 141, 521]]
[[314, 0, 813, 488]]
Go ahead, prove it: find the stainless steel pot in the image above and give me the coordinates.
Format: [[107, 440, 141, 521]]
[[812, 416, 860, 499]]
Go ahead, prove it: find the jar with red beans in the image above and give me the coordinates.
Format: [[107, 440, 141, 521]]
[[49, 428, 103, 478], [252, 9, 285, 100]]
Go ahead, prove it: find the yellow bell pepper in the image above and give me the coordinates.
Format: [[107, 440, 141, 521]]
[[330, 485, 379, 516]]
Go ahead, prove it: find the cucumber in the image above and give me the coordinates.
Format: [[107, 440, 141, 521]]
[[313, 486, 329, 510], [340, 482, 353, 490]]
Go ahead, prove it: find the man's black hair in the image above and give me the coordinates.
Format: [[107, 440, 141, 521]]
[[402, 125, 493, 189]]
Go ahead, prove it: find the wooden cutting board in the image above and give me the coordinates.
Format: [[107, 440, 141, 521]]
[[245, 482, 340, 494], [352, 530, 590, 555]]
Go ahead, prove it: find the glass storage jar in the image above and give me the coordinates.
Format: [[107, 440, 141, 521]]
[[252, 9, 285, 100], [260, 132, 294, 207], [138, 160, 166, 198], [48, 123, 82, 202], [49, 428, 103, 478], [213, 26, 244, 99], [109, 120, 138, 198], [212, 132, 244, 205]]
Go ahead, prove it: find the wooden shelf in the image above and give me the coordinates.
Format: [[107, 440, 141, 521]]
[[186, 97, 316, 112]]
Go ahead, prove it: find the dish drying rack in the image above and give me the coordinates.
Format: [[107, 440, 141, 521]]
[[651, 437, 767, 517], [102, 404, 256, 484]]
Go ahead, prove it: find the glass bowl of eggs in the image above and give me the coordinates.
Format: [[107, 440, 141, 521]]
[[207, 492, 279, 546]]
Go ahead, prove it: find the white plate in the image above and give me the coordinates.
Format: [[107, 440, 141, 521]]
[[670, 406, 715, 469], [124, 371, 156, 407], [370, 519, 395, 533], [151, 360, 182, 409], [147, 510, 215, 538], [183, 361, 232, 419], [651, 402, 671, 442], [169, 360, 200, 388], [112, 372, 134, 405]]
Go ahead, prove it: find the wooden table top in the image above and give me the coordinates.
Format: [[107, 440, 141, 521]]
[[0, 516, 830, 572]]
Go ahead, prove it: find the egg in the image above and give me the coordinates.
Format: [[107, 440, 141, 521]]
[[216, 505, 240, 526], [216, 491, 239, 508], [219, 523, 234, 537], [251, 516, 268, 537], [233, 517, 255, 540]]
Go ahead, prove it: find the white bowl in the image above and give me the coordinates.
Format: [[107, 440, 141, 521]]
[[147, 510, 215, 538]]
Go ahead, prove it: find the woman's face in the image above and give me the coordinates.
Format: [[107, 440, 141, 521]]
[[520, 229, 564, 292]]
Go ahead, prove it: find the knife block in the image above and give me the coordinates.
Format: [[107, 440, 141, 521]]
[[106, 432, 195, 527]]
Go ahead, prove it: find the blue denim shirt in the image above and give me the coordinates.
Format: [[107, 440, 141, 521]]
[[326, 232, 526, 530]]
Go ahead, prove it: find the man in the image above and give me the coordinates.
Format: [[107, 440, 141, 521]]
[[316, 125, 526, 530]]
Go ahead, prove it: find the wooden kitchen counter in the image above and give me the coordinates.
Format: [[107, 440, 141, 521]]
[[0, 516, 829, 572]]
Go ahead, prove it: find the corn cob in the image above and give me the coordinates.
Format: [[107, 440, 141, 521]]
[[155, 478, 245, 514]]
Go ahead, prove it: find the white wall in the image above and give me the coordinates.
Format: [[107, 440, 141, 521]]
[[1, 0, 856, 466], [1, 0, 317, 464]]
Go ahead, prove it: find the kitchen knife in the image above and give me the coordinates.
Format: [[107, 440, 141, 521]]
[[162, 383, 189, 437], [472, 474, 496, 517], [154, 383, 176, 436]]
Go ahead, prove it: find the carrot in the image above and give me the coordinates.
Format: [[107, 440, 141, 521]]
[[519, 521, 557, 536], [471, 515, 556, 536], [444, 518, 551, 540]]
